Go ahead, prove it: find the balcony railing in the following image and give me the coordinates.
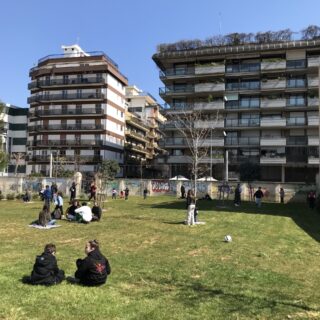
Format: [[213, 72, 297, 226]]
[[194, 83, 225, 92], [160, 68, 194, 77], [308, 98, 319, 107], [28, 92, 105, 103], [195, 64, 225, 75], [31, 108, 103, 117], [226, 81, 260, 91], [125, 129, 148, 142], [286, 137, 308, 145], [260, 137, 286, 146], [194, 119, 224, 128], [28, 77, 106, 89], [194, 101, 224, 110], [225, 119, 260, 127], [308, 117, 319, 126], [260, 156, 286, 164], [261, 60, 286, 70], [260, 98, 286, 108], [225, 137, 260, 145], [159, 85, 194, 95], [225, 100, 260, 110], [260, 79, 286, 90], [29, 124, 103, 132], [27, 140, 103, 147], [308, 76, 319, 87], [260, 118, 286, 127], [308, 136, 319, 146], [286, 118, 306, 126], [29, 155, 102, 162]]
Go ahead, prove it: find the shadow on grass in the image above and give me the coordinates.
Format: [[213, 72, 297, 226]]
[[152, 279, 318, 314], [141, 199, 320, 243]]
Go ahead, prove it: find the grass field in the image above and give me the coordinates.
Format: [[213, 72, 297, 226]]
[[1, 196, 320, 320]]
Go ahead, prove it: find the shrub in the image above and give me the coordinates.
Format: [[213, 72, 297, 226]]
[[15, 193, 23, 200], [32, 193, 39, 201], [0, 193, 4, 200], [6, 193, 15, 200]]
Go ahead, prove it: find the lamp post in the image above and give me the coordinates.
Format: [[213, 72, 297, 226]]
[[318, 62, 320, 191], [210, 128, 213, 178], [223, 131, 228, 181]]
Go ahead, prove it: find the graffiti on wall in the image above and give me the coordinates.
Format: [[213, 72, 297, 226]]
[[151, 180, 170, 192]]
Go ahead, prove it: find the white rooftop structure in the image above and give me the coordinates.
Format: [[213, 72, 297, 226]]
[[61, 44, 90, 57]]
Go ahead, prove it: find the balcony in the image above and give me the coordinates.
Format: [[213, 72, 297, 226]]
[[126, 114, 149, 131], [194, 119, 224, 128], [260, 118, 286, 127], [27, 139, 103, 147], [125, 143, 148, 154], [308, 116, 319, 126], [195, 64, 225, 75], [225, 81, 260, 91], [308, 76, 319, 88], [308, 136, 319, 146], [308, 56, 320, 68], [167, 155, 191, 164], [225, 137, 260, 146], [308, 98, 319, 107], [159, 85, 194, 95], [28, 77, 106, 90], [194, 83, 225, 92], [260, 137, 286, 146], [261, 60, 286, 71], [225, 118, 260, 128], [308, 156, 319, 164], [286, 137, 308, 145], [28, 92, 105, 104], [194, 101, 224, 110], [261, 79, 286, 90], [125, 129, 148, 143], [260, 156, 286, 164], [225, 100, 260, 110], [29, 124, 103, 132], [31, 108, 103, 117], [198, 156, 224, 164], [160, 68, 194, 78], [164, 137, 186, 147], [201, 138, 224, 147], [260, 98, 286, 108], [286, 118, 306, 126], [29, 155, 102, 162]]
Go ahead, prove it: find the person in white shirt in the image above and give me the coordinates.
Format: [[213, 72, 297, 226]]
[[75, 202, 93, 223]]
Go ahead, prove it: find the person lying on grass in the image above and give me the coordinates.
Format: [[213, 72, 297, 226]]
[[68, 240, 111, 286], [29, 243, 65, 285]]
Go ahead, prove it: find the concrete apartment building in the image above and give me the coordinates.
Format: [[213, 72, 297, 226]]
[[153, 39, 320, 183], [0, 104, 28, 175], [125, 86, 167, 177], [27, 45, 127, 176]]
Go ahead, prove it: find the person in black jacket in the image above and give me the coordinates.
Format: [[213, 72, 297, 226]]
[[29, 243, 65, 285], [91, 202, 102, 221], [73, 240, 111, 286]]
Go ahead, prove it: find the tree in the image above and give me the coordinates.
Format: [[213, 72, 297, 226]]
[[96, 160, 120, 194], [11, 152, 25, 176], [0, 102, 8, 172], [301, 25, 320, 40], [167, 108, 219, 197]]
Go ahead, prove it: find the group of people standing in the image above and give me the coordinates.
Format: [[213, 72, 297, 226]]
[[27, 240, 111, 287]]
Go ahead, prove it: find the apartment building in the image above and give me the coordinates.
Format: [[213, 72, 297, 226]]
[[27, 45, 127, 176], [153, 39, 320, 182], [0, 104, 28, 175], [125, 86, 167, 178]]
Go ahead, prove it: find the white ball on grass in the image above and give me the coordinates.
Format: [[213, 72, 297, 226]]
[[224, 235, 232, 242]]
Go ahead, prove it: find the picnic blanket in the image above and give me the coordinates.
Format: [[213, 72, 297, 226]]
[[28, 224, 61, 230]]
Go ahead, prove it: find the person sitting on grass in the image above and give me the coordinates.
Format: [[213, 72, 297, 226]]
[[66, 200, 80, 221], [29, 243, 65, 286], [68, 240, 111, 286], [31, 204, 55, 227], [91, 202, 102, 221], [74, 202, 93, 223], [22, 190, 31, 202]]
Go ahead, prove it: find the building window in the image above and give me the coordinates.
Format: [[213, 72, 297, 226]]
[[286, 59, 306, 69]]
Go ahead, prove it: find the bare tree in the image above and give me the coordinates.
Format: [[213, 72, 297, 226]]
[[166, 109, 219, 197], [11, 152, 25, 176], [301, 25, 320, 40]]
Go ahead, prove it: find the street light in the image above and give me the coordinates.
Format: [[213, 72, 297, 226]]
[[223, 131, 228, 181], [318, 62, 320, 191]]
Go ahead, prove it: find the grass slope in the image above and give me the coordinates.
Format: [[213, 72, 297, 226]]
[[0, 197, 320, 320]]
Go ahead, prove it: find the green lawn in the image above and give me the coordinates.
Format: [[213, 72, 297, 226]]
[[1, 196, 320, 320]]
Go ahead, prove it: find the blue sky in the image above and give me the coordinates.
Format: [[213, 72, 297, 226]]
[[1, 0, 320, 107]]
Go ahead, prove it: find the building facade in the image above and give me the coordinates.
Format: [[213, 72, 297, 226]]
[[27, 45, 127, 177], [0, 104, 28, 175], [125, 86, 167, 178], [153, 39, 320, 182]]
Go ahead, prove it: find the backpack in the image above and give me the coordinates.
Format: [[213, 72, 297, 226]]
[[52, 208, 62, 220]]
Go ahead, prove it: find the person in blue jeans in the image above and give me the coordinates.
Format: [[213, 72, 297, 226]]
[[43, 185, 52, 210]]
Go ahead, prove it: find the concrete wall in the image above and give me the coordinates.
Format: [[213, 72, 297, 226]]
[[0, 176, 315, 203]]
